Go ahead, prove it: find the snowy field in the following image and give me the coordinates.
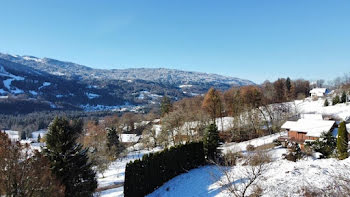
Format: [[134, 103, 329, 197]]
[[220, 131, 287, 154], [294, 98, 350, 121], [148, 148, 350, 197]]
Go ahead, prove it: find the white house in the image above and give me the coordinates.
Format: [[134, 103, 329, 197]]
[[310, 88, 329, 98], [119, 134, 140, 143], [2, 130, 20, 141]]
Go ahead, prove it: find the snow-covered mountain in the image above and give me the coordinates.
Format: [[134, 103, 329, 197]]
[[0, 53, 254, 86], [0, 52, 254, 114]]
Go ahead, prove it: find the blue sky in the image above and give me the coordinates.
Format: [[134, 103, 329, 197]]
[[0, 0, 349, 83]]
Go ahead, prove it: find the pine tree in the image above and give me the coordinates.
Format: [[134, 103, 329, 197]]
[[341, 91, 347, 103], [203, 124, 219, 161], [106, 127, 119, 148], [324, 99, 329, 107], [160, 95, 172, 117], [106, 127, 123, 157], [337, 121, 348, 160], [44, 117, 97, 197], [37, 134, 41, 142], [20, 131, 26, 140], [286, 77, 291, 92], [309, 131, 336, 158], [333, 95, 340, 105]]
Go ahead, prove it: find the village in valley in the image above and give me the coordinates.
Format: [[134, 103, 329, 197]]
[[2, 80, 350, 197]]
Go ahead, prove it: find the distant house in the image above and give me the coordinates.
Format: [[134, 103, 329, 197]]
[[281, 119, 336, 149], [2, 130, 20, 141], [119, 134, 140, 143], [309, 88, 330, 98]]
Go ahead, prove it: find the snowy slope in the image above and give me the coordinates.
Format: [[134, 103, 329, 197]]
[[148, 149, 350, 197], [293, 98, 350, 121], [220, 132, 287, 154]]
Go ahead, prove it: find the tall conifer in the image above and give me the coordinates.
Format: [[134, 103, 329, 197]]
[[44, 117, 97, 197], [337, 121, 348, 160]]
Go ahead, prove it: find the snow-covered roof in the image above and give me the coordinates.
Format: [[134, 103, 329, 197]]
[[309, 88, 329, 97], [284, 119, 335, 138], [281, 121, 298, 129], [310, 88, 328, 94], [3, 130, 20, 141], [300, 114, 323, 120]]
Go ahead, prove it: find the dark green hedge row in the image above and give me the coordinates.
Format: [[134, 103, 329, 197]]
[[124, 142, 205, 197]]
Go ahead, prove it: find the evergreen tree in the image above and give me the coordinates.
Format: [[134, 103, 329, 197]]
[[324, 99, 329, 107], [337, 121, 348, 160], [286, 77, 291, 92], [160, 95, 172, 117], [341, 91, 347, 103], [106, 127, 123, 156], [106, 127, 119, 148], [309, 131, 336, 158], [37, 133, 41, 142], [44, 117, 97, 197], [332, 95, 340, 105], [20, 131, 26, 140], [203, 124, 219, 161]]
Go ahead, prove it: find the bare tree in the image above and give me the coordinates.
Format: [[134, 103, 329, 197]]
[[141, 127, 158, 149], [0, 132, 64, 196], [213, 151, 271, 197]]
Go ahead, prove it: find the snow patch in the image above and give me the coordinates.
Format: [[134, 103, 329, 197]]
[[38, 82, 51, 90], [29, 90, 38, 95], [179, 84, 193, 88], [86, 93, 100, 99]]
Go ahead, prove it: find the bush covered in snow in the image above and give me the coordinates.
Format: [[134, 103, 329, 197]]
[[305, 131, 336, 158], [283, 142, 303, 162], [246, 144, 256, 151]]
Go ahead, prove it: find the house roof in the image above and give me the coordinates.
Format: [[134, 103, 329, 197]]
[[281, 121, 298, 129], [309, 88, 328, 94], [282, 119, 335, 138]]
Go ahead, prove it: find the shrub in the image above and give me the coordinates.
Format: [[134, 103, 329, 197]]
[[333, 95, 340, 105], [124, 142, 205, 197], [247, 151, 272, 166], [273, 139, 282, 146], [306, 132, 336, 158], [246, 144, 255, 151], [220, 151, 242, 166], [283, 142, 303, 162], [324, 99, 329, 106], [341, 91, 347, 103]]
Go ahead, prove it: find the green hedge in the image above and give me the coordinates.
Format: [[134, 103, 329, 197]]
[[124, 142, 205, 197]]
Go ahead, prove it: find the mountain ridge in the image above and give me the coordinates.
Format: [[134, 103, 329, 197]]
[[0, 52, 254, 114], [0, 53, 255, 86]]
